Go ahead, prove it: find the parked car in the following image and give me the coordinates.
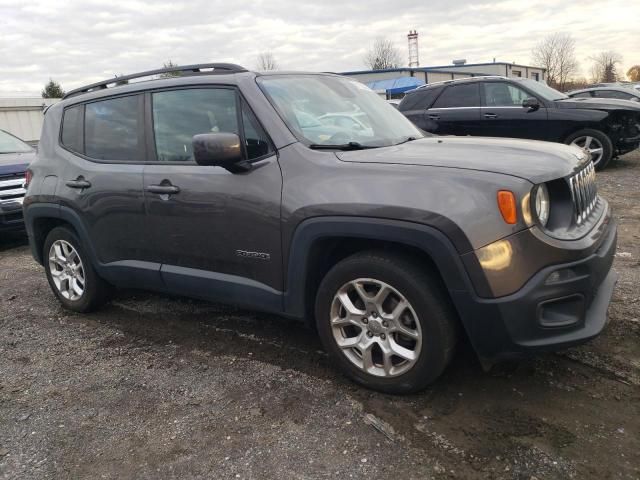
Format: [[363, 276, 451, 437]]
[[387, 99, 401, 109], [398, 76, 640, 170], [567, 86, 640, 103], [0, 129, 35, 232], [24, 64, 617, 393]]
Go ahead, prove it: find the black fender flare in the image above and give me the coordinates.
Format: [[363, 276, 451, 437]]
[[282, 216, 487, 319], [24, 203, 99, 267]]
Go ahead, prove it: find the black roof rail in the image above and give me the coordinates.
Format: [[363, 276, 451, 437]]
[[63, 63, 248, 99]]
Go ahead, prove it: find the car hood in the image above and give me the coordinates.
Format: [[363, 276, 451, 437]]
[[0, 151, 34, 175], [336, 136, 589, 184], [555, 97, 640, 112]]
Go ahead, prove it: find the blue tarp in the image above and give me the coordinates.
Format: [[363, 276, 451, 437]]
[[366, 76, 425, 95]]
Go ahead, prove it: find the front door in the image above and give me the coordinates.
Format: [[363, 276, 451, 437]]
[[142, 87, 283, 309], [479, 82, 549, 140]]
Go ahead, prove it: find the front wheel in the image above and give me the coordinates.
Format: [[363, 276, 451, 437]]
[[564, 129, 613, 171], [315, 251, 457, 394]]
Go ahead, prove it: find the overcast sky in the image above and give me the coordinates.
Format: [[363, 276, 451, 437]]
[[1, 0, 638, 95]]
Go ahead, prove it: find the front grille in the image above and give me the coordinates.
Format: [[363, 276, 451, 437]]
[[568, 161, 597, 224], [0, 174, 26, 205]]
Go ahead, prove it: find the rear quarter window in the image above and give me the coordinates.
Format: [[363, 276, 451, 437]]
[[61, 105, 84, 154], [399, 87, 442, 111]]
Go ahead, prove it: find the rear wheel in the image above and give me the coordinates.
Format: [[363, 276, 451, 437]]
[[43, 226, 111, 312], [315, 251, 457, 393], [564, 129, 613, 170]]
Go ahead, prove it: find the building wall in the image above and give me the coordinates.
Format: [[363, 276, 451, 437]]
[[0, 98, 59, 144], [429, 63, 545, 81], [345, 70, 415, 84]]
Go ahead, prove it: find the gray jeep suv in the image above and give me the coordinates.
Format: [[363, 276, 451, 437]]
[[23, 63, 618, 393]]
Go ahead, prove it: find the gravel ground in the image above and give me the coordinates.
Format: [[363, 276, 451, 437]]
[[1, 151, 639, 480]]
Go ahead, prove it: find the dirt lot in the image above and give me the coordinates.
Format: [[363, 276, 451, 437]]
[[1, 152, 639, 480]]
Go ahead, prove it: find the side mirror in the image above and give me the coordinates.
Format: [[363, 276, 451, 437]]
[[192, 133, 248, 172], [522, 97, 540, 110]]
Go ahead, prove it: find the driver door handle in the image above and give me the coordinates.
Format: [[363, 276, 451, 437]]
[[428, 114, 440, 120], [484, 113, 498, 119], [146, 184, 180, 195], [66, 177, 91, 189]]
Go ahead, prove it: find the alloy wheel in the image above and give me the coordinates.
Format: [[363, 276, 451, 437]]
[[571, 135, 604, 166], [330, 278, 422, 377], [48, 240, 86, 301]]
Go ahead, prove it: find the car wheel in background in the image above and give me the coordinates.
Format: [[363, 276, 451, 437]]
[[43, 226, 111, 312], [315, 250, 457, 394], [564, 129, 614, 170]]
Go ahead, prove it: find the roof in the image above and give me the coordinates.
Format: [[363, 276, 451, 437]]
[[406, 75, 511, 92], [366, 76, 425, 94]]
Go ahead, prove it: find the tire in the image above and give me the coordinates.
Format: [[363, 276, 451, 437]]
[[315, 250, 457, 394], [43, 226, 111, 312], [564, 128, 614, 171]]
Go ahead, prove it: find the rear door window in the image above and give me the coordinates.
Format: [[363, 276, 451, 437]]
[[84, 95, 142, 161], [432, 83, 480, 108]]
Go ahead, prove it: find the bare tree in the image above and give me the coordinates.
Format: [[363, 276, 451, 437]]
[[160, 60, 181, 78], [364, 37, 402, 70], [589, 51, 623, 83], [628, 65, 640, 82], [531, 33, 579, 90], [256, 52, 278, 71]]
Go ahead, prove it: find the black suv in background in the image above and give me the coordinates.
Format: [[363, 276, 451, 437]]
[[24, 64, 617, 393], [399, 76, 640, 170]]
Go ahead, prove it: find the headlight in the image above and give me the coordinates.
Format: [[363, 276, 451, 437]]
[[533, 184, 550, 227]]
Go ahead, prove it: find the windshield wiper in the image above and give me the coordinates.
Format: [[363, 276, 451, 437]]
[[308, 141, 379, 151]]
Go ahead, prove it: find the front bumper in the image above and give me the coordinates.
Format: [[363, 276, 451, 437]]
[[451, 214, 617, 360]]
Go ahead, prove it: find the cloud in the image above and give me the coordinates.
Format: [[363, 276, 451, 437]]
[[0, 0, 637, 95]]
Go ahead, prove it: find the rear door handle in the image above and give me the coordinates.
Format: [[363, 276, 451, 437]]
[[66, 177, 91, 189], [146, 184, 180, 195], [428, 114, 440, 120], [484, 113, 497, 119]]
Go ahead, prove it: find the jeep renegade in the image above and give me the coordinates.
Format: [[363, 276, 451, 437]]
[[23, 63, 618, 393]]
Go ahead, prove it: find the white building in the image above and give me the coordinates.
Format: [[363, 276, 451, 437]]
[[341, 61, 547, 98], [0, 97, 59, 144]]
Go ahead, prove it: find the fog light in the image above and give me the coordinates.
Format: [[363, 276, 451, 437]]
[[545, 268, 578, 285], [538, 294, 584, 328]]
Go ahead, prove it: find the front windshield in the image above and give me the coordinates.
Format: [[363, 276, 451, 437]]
[[258, 75, 423, 147], [520, 79, 568, 101], [0, 130, 33, 154]]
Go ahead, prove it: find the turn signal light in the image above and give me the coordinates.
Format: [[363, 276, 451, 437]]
[[497, 190, 517, 224]]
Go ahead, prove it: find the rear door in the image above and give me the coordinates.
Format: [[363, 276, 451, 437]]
[[142, 87, 283, 304], [425, 83, 482, 136], [479, 81, 549, 140], [57, 95, 158, 287]]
